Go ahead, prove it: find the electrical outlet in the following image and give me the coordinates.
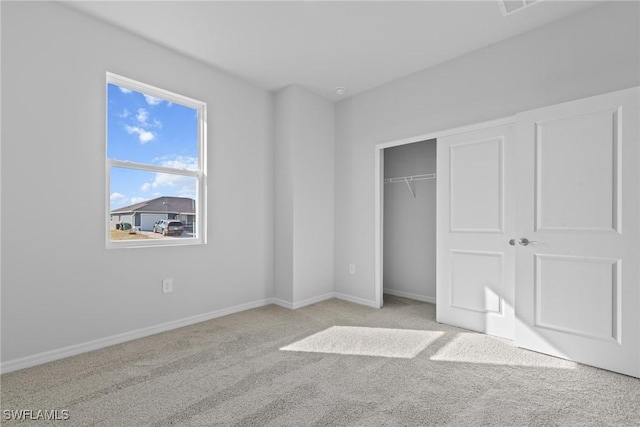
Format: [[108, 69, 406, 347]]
[[348, 264, 356, 274], [162, 278, 173, 293]]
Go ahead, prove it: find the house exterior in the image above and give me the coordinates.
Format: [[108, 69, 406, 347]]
[[110, 196, 196, 231]]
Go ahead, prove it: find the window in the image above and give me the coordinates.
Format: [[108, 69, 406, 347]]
[[106, 73, 206, 247]]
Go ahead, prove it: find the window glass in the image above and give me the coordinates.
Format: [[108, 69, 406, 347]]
[[106, 74, 205, 247]]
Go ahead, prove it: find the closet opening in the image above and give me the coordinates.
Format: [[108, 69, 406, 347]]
[[381, 139, 437, 306], [374, 117, 513, 309]]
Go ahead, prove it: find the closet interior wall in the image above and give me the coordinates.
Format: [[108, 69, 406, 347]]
[[383, 139, 437, 303]]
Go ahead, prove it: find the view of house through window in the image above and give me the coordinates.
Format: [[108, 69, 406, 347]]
[[106, 73, 206, 246]]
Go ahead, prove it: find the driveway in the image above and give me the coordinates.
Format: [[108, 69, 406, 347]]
[[138, 230, 195, 239]]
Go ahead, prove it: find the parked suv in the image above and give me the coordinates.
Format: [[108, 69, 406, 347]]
[[153, 220, 184, 236]]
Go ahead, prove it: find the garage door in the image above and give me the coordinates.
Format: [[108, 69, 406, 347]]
[[140, 214, 166, 231]]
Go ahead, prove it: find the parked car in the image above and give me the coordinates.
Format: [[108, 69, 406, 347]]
[[153, 220, 184, 236]]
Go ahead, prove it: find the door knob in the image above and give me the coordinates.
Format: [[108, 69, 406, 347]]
[[518, 237, 538, 246], [509, 239, 516, 246]]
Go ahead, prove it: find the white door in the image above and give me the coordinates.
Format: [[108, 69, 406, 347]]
[[437, 123, 516, 340], [515, 87, 640, 377]]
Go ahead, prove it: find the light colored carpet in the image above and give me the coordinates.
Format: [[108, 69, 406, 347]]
[[280, 326, 444, 358], [2, 295, 639, 426]]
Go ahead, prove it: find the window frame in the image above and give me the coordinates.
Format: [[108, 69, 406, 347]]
[[105, 72, 207, 249]]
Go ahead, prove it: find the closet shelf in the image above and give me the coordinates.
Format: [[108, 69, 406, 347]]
[[383, 173, 436, 199], [383, 173, 436, 184]]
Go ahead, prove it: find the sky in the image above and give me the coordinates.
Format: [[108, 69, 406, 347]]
[[107, 83, 199, 211]]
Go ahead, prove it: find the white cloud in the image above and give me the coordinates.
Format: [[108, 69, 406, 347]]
[[155, 155, 198, 171], [141, 182, 151, 192], [125, 125, 155, 143], [130, 197, 146, 204], [151, 173, 184, 189], [136, 108, 149, 124], [153, 118, 163, 129], [119, 87, 132, 94], [110, 192, 126, 201], [144, 94, 163, 106], [178, 188, 196, 199], [138, 131, 154, 143], [139, 132, 154, 143], [147, 156, 198, 200], [151, 174, 196, 200], [119, 109, 130, 118]]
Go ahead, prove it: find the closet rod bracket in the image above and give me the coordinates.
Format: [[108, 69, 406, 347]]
[[404, 177, 416, 199]]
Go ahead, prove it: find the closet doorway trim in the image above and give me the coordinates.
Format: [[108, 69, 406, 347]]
[[374, 115, 515, 308]]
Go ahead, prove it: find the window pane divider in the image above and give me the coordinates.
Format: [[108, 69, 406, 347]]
[[108, 159, 200, 177]]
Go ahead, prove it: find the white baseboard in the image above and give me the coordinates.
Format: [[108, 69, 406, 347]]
[[333, 292, 380, 308], [0, 298, 273, 374], [383, 289, 436, 304], [1, 291, 381, 374], [270, 298, 294, 309], [271, 292, 366, 310], [291, 292, 335, 309]]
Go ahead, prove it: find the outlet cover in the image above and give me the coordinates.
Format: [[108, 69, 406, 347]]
[[162, 278, 173, 293]]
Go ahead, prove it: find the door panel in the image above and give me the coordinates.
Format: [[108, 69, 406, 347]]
[[535, 254, 619, 342], [450, 250, 503, 313], [535, 108, 619, 232], [515, 87, 639, 377], [437, 124, 516, 340], [449, 138, 503, 232]]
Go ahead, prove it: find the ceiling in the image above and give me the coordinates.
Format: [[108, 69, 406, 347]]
[[62, 1, 603, 101]]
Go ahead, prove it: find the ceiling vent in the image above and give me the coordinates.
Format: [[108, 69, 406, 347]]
[[499, 0, 540, 16]]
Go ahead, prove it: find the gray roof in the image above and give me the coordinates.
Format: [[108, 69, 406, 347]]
[[111, 196, 195, 214]]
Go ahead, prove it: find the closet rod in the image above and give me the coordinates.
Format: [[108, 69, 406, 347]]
[[383, 173, 436, 184]]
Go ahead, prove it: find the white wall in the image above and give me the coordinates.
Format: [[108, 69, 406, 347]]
[[334, 1, 640, 303], [274, 85, 335, 307], [1, 2, 274, 364], [274, 88, 295, 303], [383, 140, 436, 302]]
